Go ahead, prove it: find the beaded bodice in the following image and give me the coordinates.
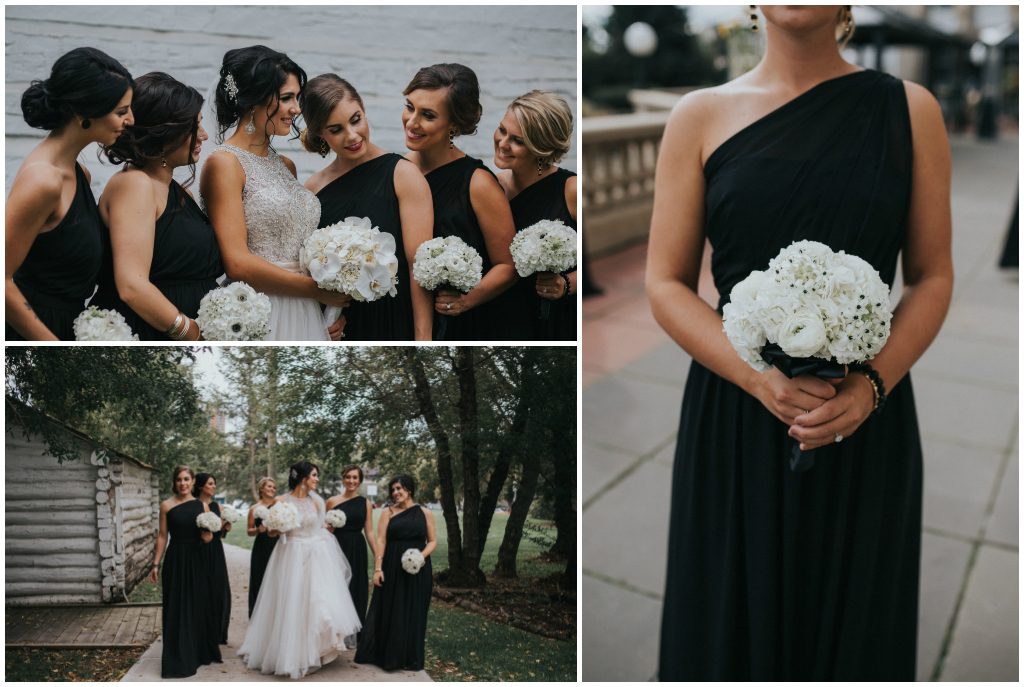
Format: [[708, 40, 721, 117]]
[[283, 492, 325, 540], [208, 144, 320, 263]]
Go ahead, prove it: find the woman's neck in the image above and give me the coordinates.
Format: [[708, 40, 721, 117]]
[[173, 492, 192, 502], [291, 486, 310, 498], [260, 495, 275, 505], [198, 494, 211, 504], [415, 144, 463, 174], [41, 130, 92, 169], [756, 24, 854, 91], [327, 143, 384, 176], [227, 128, 271, 157], [510, 163, 558, 198], [135, 162, 174, 185]]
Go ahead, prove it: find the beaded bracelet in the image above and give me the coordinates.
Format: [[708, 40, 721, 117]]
[[850, 363, 887, 416], [559, 270, 572, 299]]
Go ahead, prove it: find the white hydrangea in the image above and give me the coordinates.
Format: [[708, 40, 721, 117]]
[[412, 236, 483, 293], [73, 307, 138, 341], [509, 219, 577, 277], [264, 501, 300, 533], [219, 504, 242, 524], [301, 216, 399, 303], [722, 240, 893, 369], [401, 547, 426, 574], [196, 511, 222, 532], [252, 504, 270, 522], [196, 282, 272, 341], [325, 509, 347, 529]]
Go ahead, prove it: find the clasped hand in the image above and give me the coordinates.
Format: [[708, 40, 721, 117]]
[[754, 367, 875, 451], [435, 288, 470, 317]]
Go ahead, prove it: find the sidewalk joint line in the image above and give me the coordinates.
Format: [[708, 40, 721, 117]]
[[583, 568, 662, 601]]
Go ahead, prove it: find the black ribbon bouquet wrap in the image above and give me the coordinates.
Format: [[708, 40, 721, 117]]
[[760, 342, 845, 472]]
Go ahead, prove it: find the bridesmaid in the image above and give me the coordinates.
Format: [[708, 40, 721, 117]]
[[246, 477, 279, 617], [493, 90, 577, 341], [355, 475, 436, 671], [149, 466, 221, 678], [90, 72, 222, 340], [401, 63, 519, 340], [194, 473, 232, 645], [301, 74, 433, 341], [325, 465, 378, 643], [5, 47, 134, 340]]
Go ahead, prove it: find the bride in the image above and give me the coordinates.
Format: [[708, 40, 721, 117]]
[[238, 461, 362, 678], [200, 45, 349, 341]]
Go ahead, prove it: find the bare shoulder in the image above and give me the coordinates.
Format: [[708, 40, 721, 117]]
[[394, 156, 428, 187], [304, 167, 327, 194], [902, 80, 945, 133], [203, 149, 244, 178], [325, 494, 342, 509], [564, 172, 577, 195], [79, 163, 92, 183], [13, 161, 65, 199], [469, 166, 503, 197], [279, 154, 298, 178], [159, 497, 177, 512], [420, 505, 434, 518], [105, 168, 155, 198], [495, 168, 513, 194]]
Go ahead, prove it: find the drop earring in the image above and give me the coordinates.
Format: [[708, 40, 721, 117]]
[[843, 5, 853, 35], [749, 5, 759, 32], [245, 110, 256, 135], [448, 129, 455, 149], [161, 156, 167, 168], [318, 138, 329, 158], [537, 158, 547, 176]]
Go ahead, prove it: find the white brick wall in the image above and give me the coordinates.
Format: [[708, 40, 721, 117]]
[[5, 5, 577, 195]]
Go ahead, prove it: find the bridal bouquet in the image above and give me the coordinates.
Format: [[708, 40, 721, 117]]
[[401, 548, 426, 575], [264, 502, 300, 533], [219, 504, 242, 525], [73, 307, 138, 341], [509, 219, 577, 318], [325, 510, 347, 529], [252, 504, 270, 522], [722, 240, 893, 470], [196, 511, 222, 533], [196, 282, 272, 341], [300, 216, 399, 325], [413, 236, 483, 338]]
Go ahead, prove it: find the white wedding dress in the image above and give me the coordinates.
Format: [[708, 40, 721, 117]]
[[209, 143, 329, 341], [238, 492, 362, 678]]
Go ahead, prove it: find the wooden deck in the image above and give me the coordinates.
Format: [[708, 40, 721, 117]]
[[5, 604, 161, 648]]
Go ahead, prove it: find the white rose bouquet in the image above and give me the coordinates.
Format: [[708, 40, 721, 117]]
[[196, 282, 272, 341], [412, 236, 483, 339], [509, 219, 578, 319], [252, 504, 270, 523], [196, 511, 222, 533], [325, 509, 347, 529], [264, 501, 300, 534], [73, 307, 138, 341], [722, 240, 893, 470], [300, 216, 399, 327], [401, 548, 426, 575], [219, 504, 242, 525]]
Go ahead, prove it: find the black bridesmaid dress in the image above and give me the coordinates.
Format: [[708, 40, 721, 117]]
[[509, 167, 577, 341], [161, 499, 221, 678], [7, 163, 103, 340], [90, 180, 223, 340], [247, 507, 278, 617], [316, 153, 414, 340], [425, 156, 514, 341], [659, 71, 922, 681], [355, 505, 432, 671], [200, 501, 232, 645], [331, 496, 370, 634]]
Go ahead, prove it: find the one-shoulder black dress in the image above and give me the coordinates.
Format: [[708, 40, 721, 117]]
[[247, 505, 278, 617], [162, 499, 221, 678], [200, 501, 232, 645], [7, 163, 103, 340], [426, 156, 514, 341], [355, 505, 432, 671], [659, 71, 921, 681], [90, 180, 223, 340], [317, 154, 415, 340], [509, 168, 577, 341], [331, 496, 371, 633]]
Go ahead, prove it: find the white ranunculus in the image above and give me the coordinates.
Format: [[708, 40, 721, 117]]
[[264, 502, 300, 533], [509, 219, 577, 277], [196, 282, 272, 341], [777, 310, 829, 358], [401, 548, 426, 574], [73, 307, 138, 341], [412, 236, 483, 292], [252, 504, 270, 522], [196, 511, 222, 532], [219, 504, 242, 524], [729, 270, 768, 308], [325, 509, 347, 529]]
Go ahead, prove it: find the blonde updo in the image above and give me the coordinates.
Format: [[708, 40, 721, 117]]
[[507, 90, 573, 166]]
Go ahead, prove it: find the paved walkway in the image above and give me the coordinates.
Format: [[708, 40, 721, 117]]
[[123, 543, 430, 682], [6, 603, 160, 647], [582, 135, 1019, 681]]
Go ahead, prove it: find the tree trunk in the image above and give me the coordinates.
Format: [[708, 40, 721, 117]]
[[549, 428, 575, 559], [494, 446, 541, 578], [453, 348, 486, 587]]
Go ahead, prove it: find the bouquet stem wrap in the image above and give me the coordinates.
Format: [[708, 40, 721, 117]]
[[760, 343, 846, 472]]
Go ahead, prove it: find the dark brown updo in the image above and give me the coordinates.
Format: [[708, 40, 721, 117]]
[[403, 63, 482, 136], [22, 47, 133, 131], [340, 464, 364, 484], [298, 73, 364, 155]]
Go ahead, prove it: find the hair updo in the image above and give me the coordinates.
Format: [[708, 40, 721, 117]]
[[288, 460, 319, 491], [22, 47, 134, 131], [508, 90, 574, 166], [298, 73, 364, 155], [191, 472, 215, 498], [403, 63, 482, 137], [103, 72, 204, 186], [340, 464, 365, 484], [214, 45, 307, 142], [387, 474, 416, 500]]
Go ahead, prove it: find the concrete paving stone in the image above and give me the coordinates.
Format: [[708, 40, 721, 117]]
[[583, 373, 683, 457], [922, 439, 1003, 539], [582, 318, 672, 381], [651, 442, 676, 469], [583, 460, 673, 597], [941, 298, 1018, 348], [917, 532, 973, 682], [581, 575, 662, 682], [940, 545, 1019, 682], [954, 270, 1019, 317], [985, 451, 1018, 548], [910, 374, 1017, 452], [619, 341, 693, 390], [915, 331, 1017, 391], [583, 442, 643, 504]]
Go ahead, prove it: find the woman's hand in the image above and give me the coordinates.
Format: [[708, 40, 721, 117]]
[[200, 530, 214, 544], [750, 367, 838, 425], [327, 314, 346, 341], [222, 520, 232, 533], [435, 288, 472, 317], [148, 565, 159, 584], [373, 570, 384, 587], [316, 288, 352, 309], [326, 524, 335, 533], [257, 524, 267, 534], [788, 373, 876, 450], [267, 529, 280, 538], [536, 271, 569, 300]]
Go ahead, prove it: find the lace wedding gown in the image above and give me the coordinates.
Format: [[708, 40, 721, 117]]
[[238, 492, 362, 678], [209, 144, 328, 341]]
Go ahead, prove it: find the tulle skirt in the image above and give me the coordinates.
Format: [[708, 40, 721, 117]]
[[266, 261, 329, 342], [238, 530, 362, 678]]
